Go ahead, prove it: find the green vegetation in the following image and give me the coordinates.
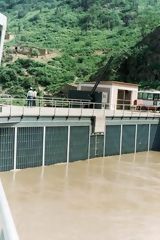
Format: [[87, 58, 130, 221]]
[[0, 0, 160, 95]]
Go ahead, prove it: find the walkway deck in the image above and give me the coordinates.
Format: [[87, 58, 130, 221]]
[[0, 105, 160, 118]]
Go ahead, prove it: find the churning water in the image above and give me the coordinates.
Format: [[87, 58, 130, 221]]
[[1, 151, 160, 240]]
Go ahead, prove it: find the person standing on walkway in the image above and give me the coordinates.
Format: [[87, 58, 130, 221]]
[[33, 88, 37, 106], [27, 87, 33, 106]]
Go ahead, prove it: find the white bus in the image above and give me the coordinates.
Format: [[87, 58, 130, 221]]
[[134, 90, 160, 111]]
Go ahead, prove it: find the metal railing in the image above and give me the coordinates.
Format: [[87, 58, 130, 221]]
[[0, 180, 19, 240], [0, 97, 160, 118], [0, 97, 107, 109]]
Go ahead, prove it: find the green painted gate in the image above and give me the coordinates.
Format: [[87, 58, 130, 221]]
[[45, 127, 68, 165], [0, 128, 14, 171], [136, 124, 149, 152], [150, 124, 160, 151], [105, 125, 121, 156], [16, 127, 43, 169], [69, 126, 89, 162], [122, 125, 136, 154]]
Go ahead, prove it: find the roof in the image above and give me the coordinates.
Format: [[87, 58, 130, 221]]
[[61, 81, 139, 93], [87, 81, 138, 87]]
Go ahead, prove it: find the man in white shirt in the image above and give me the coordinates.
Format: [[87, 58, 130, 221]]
[[27, 87, 33, 106]]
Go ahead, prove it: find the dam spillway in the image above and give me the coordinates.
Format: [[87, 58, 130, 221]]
[[0, 100, 160, 171]]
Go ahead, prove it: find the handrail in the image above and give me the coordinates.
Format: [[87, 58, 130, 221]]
[[0, 97, 102, 108], [0, 97, 159, 118], [0, 180, 19, 240], [34, 96, 91, 102]]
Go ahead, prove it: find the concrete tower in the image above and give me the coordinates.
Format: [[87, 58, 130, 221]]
[[0, 13, 7, 64]]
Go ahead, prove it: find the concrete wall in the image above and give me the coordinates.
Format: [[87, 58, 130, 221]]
[[0, 117, 159, 171], [0, 13, 7, 63]]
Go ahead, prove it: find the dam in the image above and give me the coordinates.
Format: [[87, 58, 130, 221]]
[[0, 81, 159, 172], [0, 97, 160, 171]]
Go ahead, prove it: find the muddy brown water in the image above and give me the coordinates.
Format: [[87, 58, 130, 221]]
[[1, 151, 160, 240]]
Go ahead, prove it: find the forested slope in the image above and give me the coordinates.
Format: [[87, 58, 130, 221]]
[[0, 0, 160, 96]]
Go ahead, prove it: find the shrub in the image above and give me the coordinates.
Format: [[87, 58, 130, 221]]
[[31, 48, 40, 57]]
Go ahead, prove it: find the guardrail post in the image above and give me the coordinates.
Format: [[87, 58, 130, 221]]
[[93, 103, 95, 116], [122, 104, 125, 117], [103, 103, 105, 117], [80, 102, 83, 117], [67, 101, 70, 117], [22, 104, 24, 117], [147, 107, 149, 118], [114, 104, 116, 116], [154, 107, 156, 118], [139, 106, 141, 117], [9, 98, 12, 118], [38, 103, 41, 117], [53, 100, 56, 116], [131, 105, 133, 117]]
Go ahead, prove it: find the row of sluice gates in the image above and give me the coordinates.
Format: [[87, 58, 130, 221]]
[[0, 123, 160, 171]]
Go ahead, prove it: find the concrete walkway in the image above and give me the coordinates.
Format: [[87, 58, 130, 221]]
[[0, 105, 159, 133], [0, 105, 160, 118]]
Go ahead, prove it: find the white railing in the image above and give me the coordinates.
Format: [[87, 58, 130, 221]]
[[0, 181, 19, 240], [0, 97, 160, 118]]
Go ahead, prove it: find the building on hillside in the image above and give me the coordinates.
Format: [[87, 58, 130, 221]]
[[64, 81, 138, 110], [0, 13, 7, 63]]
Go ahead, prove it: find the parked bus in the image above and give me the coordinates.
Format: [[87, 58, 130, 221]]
[[134, 90, 160, 111]]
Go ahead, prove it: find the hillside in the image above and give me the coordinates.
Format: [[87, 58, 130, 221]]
[[117, 26, 160, 89], [0, 0, 160, 96]]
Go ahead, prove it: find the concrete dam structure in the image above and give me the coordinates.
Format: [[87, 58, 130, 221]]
[[0, 100, 160, 172]]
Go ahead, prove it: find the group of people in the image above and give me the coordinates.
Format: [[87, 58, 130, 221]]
[[27, 87, 37, 106]]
